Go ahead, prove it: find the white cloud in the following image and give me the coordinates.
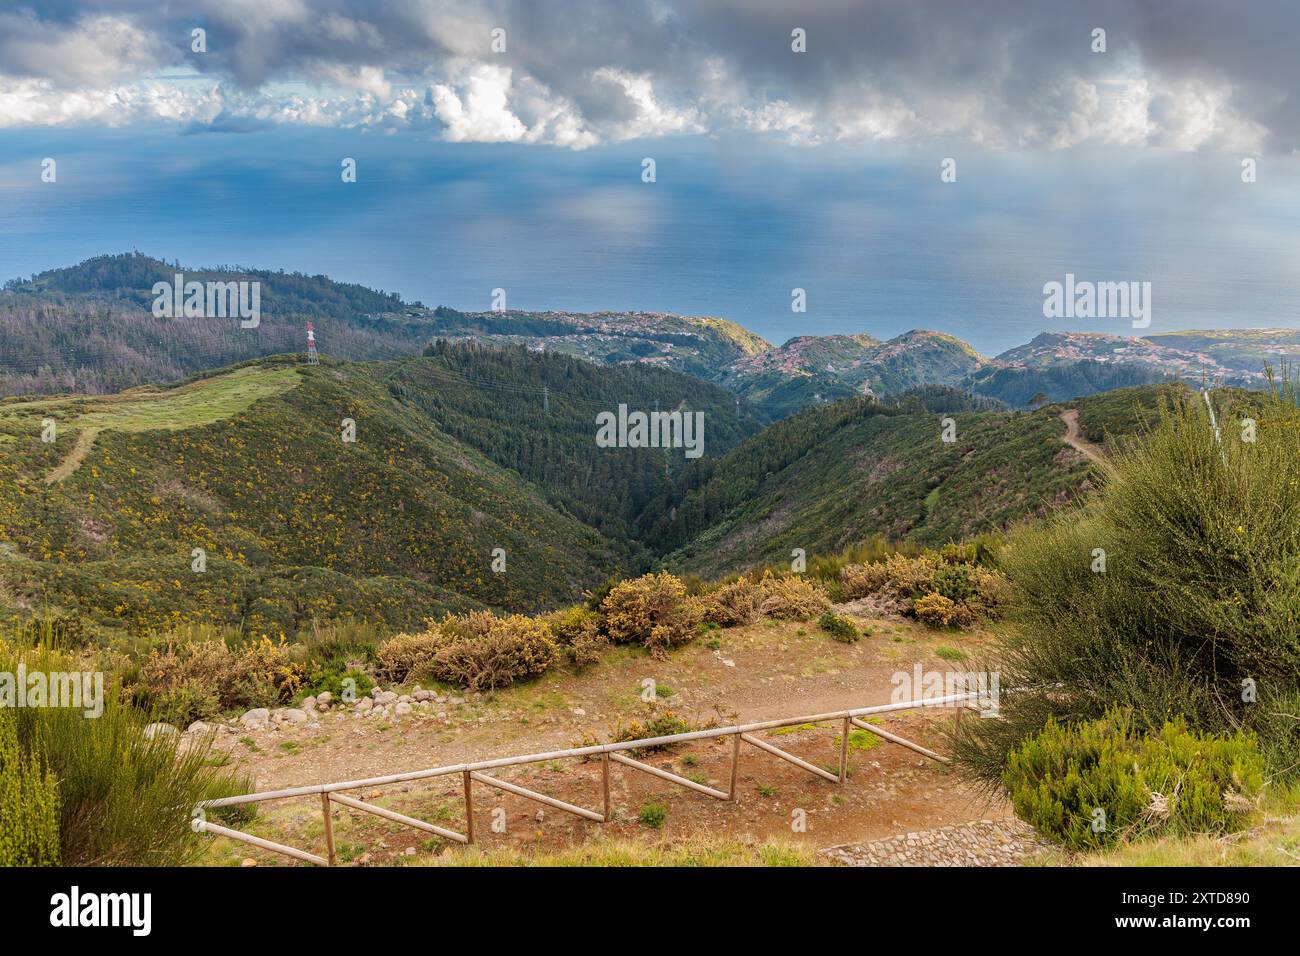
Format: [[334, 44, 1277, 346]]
[[429, 63, 527, 143], [589, 68, 704, 140], [0, 76, 219, 128]]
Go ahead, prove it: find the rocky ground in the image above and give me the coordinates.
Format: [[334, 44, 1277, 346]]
[[150, 683, 480, 742], [821, 819, 1049, 866]]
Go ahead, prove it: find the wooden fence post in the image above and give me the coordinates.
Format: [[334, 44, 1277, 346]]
[[839, 716, 850, 784], [462, 770, 475, 844], [602, 752, 612, 822], [321, 792, 336, 866], [729, 733, 741, 801]]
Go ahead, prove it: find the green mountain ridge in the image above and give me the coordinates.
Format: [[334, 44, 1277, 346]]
[[647, 385, 1169, 576], [4, 254, 1294, 421]]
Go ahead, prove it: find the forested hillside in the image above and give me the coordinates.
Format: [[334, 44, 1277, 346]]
[[964, 359, 1171, 407], [0, 346, 755, 635], [648, 385, 1165, 575], [719, 330, 986, 417], [0, 253, 433, 396]]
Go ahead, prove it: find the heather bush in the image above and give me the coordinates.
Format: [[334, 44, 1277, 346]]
[[1004, 710, 1263, 850]]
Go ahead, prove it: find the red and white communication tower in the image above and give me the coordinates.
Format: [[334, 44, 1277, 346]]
[[305, 322, 319, 365]]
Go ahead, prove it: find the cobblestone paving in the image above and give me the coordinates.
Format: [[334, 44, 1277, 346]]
[[821, 819, 1051, 866]]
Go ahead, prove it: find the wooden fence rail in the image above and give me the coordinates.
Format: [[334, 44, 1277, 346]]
[[193, 689, 990, 864]]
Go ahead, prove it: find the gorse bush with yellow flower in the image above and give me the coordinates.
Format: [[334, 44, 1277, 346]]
[[378, 611, 558, 691], [127, 633, 307, 726], [599, 572, 701, 657]]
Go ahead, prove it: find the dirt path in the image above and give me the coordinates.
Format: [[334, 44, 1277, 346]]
[[1060, 408, 1104, 464], [200, 615, 1019, 866], [43, 428, 98, 484]]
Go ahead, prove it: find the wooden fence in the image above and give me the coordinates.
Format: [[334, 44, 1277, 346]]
[[193, 690, 987, 865]]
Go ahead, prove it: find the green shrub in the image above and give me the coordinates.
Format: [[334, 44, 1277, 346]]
[[2, 638, 251, 866], [299, 622, 380, 673], [299, 666, 373, 702], [584, 576, 620, 611], [638, 801, 668, 828], [956, 379, 1300, 785], [0, 711, 60, 866], [818, 611, 860, 644], [932, 564, 976, 604], [1003, 710, 1263, 850]]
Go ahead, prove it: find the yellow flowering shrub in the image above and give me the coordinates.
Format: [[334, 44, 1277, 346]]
[[757, 572, 831, 620], [599, 572, 698, 656]]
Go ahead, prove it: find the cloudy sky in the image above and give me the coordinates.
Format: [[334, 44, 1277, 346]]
[[1, 0, 1297, 352]]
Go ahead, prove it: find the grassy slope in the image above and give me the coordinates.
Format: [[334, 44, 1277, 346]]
[[0, 362, 597, 632], [418, 838, 820, 867]]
